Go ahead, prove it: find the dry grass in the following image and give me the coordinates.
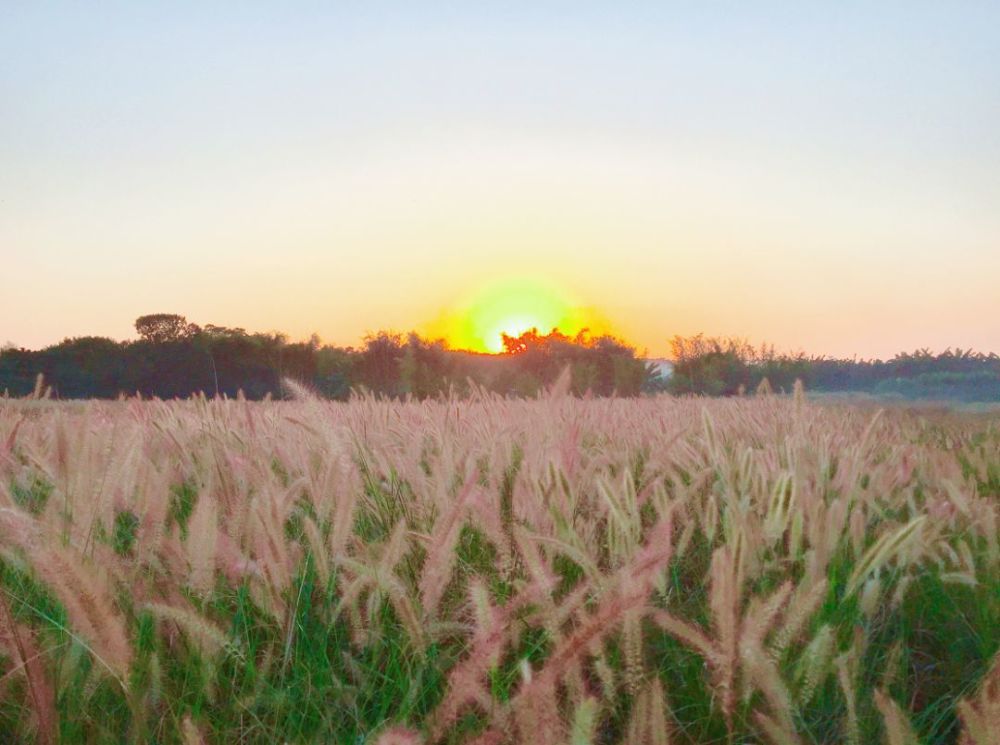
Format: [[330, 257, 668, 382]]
[[0, 387, 997, 743]]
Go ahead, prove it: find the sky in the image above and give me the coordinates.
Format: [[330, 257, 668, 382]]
[[2, 2, 999, 358]]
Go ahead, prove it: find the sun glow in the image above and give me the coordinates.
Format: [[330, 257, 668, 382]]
[[428, 277, 596, 353]]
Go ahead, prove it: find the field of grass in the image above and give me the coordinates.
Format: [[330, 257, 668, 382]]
[[0, 383, 997, 744]]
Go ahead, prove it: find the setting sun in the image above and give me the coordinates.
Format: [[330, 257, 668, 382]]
[[427, 277, 594, 353]]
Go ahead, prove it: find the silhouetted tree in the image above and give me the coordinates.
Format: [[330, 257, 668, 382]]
[[43, 337, 125, 398], [400, 334, 453, 398], [134, 314, 199, 343], [4, 316, 998, 402], [315, 346, 355, 399], [358, 332, 405, 396], [499, 328, 647, 396]]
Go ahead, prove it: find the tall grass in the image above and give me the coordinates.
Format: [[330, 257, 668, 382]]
[[0, 386, 997, 743]]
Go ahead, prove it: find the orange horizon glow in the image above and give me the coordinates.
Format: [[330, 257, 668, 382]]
[[422, 277, 611, 354]]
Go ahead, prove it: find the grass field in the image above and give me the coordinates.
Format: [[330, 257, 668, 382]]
[[0, 383, 997, 743]]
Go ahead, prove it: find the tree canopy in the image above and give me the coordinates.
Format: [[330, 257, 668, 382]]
[[2, 319, 998, 402], [134, 314, 199, 343]]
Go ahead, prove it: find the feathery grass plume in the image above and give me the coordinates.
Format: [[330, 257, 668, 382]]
[[1, 415, 24, 468], [855, 408, 885, 465], [181, 715, 207, 745], [465, 732, 505, 745], [763, 472, 795, 546], [835, 651, 860, 745], [597, 472, 642, 569], [214, 530, 258, 584], [511, 525, 562, 593], [300, 514, 331, 586], [419, 479, 477, 619], [570, 696, 600, 745], [622, 609, 644, 695], [185, 489, 218, 596], [858, 575, 882, 618], [803, 496, 847, 584], [591, 654, 617, 703], [740, 587, 797, 736], [756, 378, 773, 396], [429, 580, 545, 739], [879, 639, 904, 691], [328, 462, 360, 562], [792, 378, 805, 409], [701, 407, 721, 464], [28, 543, 132, 684], [753, 710, 801, 745], [467, 485, 514, 579], [374, 726, 422, 744], [247, 478, 308, 621], [673, 517, 696, 562], [281, 377, 319, 402], [132, 461, 173, 562], [957, 656, 1000, 745], [511, 516, 673, 743], [706, 545, 741, 729], [873, 689, 919, 745], [793, 624, 835, 706], [655, 566, 796, 737], [846, 516, 926, 597], [651, 612, 716, 663], [0, 596, 57, 745], [31, 374, 49, 401], [144, 602, 233, 660], [337, 520, 426, 650], [625, 677, 672, 745], [0, 506, 41, 556]]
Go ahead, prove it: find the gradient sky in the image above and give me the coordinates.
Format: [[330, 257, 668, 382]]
[[2, 2, 999, 358]]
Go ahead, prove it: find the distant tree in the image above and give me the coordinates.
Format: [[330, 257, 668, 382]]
[[400, 334, 454, 398], [315, 345, 356, 399], [200, 323, 248, 339], [43, 336, 126, 398], [0, 346, 40, 396], [8, 316, 999, 402], [358, 332, 405, 396], [667, 334, 752, 396], [134, 314, 199, 343], [498, 327, 646, 396], [501, 328, 544, 355], [279, 339, 319, 394]]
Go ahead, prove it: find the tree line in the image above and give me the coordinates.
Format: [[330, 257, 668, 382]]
[[2, 316, 998, 401], [666, 334, 1000, 402], [0, 314, 649, 400]]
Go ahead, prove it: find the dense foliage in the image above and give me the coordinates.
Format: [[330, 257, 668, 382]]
[[0, 316, 648, 400], [2, 320, 999, 402], [666, 335, 1000, 402], [0, 387, 997, 743]]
